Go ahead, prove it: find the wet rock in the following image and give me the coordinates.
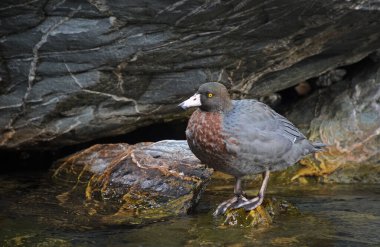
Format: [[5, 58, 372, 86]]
[[1, 1, 380, 149], [3, 235, 71, 247], [285, 61, 380, 183], [51, 140, 213, 225], [222, 198, 298, 227]]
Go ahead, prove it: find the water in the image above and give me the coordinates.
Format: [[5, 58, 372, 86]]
[[1, 172, 379, 246]]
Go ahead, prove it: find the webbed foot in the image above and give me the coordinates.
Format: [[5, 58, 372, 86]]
[[213, 195, 248, 216], [232, 195, 263, 211], [214, 170, 270, 216]]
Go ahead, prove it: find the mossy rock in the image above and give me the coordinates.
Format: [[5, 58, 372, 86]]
[[222, 197, 298, 227], [51, 140, 213, 225]]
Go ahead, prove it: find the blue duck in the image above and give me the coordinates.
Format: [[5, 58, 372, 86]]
[[179, 82, 325, 216]]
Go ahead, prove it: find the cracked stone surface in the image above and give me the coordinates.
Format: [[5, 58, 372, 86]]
[[284, 60, 380, 183], [1, 0, 380, 149], [51, 140, 213, 224]]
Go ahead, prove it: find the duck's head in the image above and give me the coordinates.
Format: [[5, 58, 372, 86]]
[[179, 82, 232, 112]]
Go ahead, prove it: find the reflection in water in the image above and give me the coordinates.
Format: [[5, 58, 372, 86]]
[[0, 172, 379, 246]]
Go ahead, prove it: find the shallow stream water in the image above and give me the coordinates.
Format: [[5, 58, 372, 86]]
[[1, 172, 379, 246]]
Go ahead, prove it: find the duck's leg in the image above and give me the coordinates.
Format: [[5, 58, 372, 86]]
[[213, 177, 248, 216], [232, 170, 270, 211]]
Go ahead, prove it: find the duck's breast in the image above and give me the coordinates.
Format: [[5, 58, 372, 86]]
[[186, 109, 229, 166]]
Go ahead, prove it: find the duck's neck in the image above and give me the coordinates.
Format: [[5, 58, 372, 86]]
[[221, 99, 233, 112]]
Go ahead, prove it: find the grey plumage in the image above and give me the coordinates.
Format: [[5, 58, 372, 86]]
[[217, 100, 320, 176]]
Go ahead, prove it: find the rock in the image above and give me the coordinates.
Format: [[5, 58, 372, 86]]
[[1, 1, 380, 149], [285, 60, 380, 183], [222, 198, 298, 227], [315, 69, 347, 87], [3, 235, 71, 247], [51, 140, 213, 225]]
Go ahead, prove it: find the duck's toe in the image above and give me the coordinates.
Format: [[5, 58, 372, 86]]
[[232, 195, 263, 211], [213, 195, 248, 216]]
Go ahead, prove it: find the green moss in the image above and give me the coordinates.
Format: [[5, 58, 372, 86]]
[[222, 197, 299, 227]]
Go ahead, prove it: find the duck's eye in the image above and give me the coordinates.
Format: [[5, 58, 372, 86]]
[[207, 93, 213, 98]]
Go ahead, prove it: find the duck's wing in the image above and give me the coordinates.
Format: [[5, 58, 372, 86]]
[[222, 100, 306, 159], [271, 109, 306, 143]]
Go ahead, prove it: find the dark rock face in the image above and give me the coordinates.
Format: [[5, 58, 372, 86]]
[[285, 60, 380, 183], [52, 140, 212, 224], [1, 1, 380, 149]]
